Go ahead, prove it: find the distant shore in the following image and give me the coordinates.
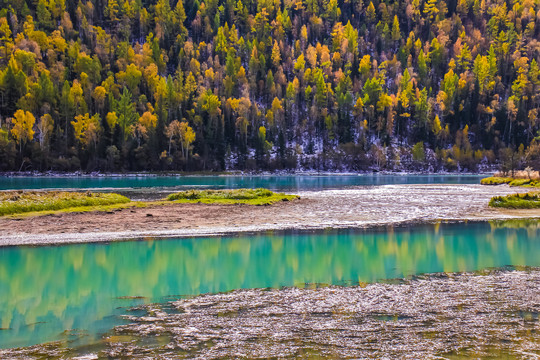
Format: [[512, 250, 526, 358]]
[[0, 184, 535, 247], [0, 170, 496, 177]]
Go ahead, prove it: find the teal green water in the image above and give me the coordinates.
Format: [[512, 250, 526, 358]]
[[0, 174, 486, 191], [0, 220, 539, 349]]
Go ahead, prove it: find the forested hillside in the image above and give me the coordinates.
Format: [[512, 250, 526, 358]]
[[0, 0, 539, 172]]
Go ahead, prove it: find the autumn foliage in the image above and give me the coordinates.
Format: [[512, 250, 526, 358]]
[[0, 0, 539, 172]]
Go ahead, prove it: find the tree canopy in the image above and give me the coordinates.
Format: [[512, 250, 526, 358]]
[[0, 0, 539, 172]]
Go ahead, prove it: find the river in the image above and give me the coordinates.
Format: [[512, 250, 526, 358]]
[[1, 221, 539, 352], [2, 174, 539, 358], [0, 174, 486, 192]]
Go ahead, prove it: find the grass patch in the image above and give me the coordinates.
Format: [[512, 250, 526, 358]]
[[166, 188, 299, 205], [489, 192, 540, 209], [0, 191, 131, 216], [5, 201, 151, 219], [508, 179, 540, 187], [1, 188, 298, 218], [481, 176, 540, 187], [480, 177, 514, 185]]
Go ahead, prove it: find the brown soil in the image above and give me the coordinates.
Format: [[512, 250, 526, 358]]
[[0, 184, 538, 246], [0, 200, 301, 236]]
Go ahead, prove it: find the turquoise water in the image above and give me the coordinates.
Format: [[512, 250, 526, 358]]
[[0, 220, 539, 349], [0, 174, 486, 191]]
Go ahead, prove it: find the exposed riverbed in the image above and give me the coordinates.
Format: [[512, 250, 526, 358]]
[[107, 268, 540, 359], [0, 184, 534, 246], [2, 268, 539, 359]]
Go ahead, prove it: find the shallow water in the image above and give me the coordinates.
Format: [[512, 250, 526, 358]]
[[108, 269, 540, 359], [0, 220, 539, 352], [0, 174, 486, 192]]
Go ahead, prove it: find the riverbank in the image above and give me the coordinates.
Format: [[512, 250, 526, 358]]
[[0, 170, 495, 177], [0, 184, 536, 247]]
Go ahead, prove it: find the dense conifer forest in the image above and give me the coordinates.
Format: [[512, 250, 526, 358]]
[[0, 0, 539, 172]]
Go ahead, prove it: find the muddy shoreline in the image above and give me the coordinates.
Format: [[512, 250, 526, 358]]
[[0, 184, 537, 247]]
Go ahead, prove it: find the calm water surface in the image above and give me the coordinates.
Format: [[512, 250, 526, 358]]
[[0, 174, 486, 191], [0, 220, 539, 349]]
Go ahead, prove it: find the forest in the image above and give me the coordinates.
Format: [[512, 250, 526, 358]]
[[0, 0, 539, 172]]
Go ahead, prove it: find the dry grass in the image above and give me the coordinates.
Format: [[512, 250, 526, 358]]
[[493, 170, 540, 180]]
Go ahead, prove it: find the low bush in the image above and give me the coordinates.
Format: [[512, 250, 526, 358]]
[[0, 191, 131, 216], [480, 177, 514, 185], [489, 192, 540, 209], [166, 188, 298, 205], [481, 177, 540, 187], [508, 179, 531, 186]]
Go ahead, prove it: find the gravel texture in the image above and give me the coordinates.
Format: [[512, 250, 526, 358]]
[[0, 184, 534, 246]]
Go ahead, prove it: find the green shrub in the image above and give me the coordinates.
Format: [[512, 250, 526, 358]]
[[0, 191, 131, 216], [412, 142, 425, 162], [481, 176, 540, 187], [167, 188, 274, 201], [489, 192, 540, 209], [508, 179, 531, 186], [480, 177, 514, 185], [166, 188, 297, 205]]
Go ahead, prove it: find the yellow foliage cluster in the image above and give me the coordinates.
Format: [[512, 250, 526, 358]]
[[10, 110, 35, 146]]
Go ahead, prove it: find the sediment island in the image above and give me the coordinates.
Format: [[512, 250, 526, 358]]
[[1, 180, 539, 246]]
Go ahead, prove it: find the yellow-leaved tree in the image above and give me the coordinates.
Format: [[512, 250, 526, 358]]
[[133, 111, 157, 146], [72, 113, 101, 149], [138, 111, 157, 129], [11, 110, 35, 153], [166, 120, 195, 161], [37, 114, 54, 151], [106, 112, 118, 134], [179, 121, 196, 160]]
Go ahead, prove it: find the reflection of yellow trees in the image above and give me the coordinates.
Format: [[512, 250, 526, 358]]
[[506, 233, 527, 267], [1, 222, 540, 347], [435, 236, 448, 271]]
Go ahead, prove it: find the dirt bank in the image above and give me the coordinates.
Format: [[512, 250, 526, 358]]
[[0, 184, 536, 246]]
